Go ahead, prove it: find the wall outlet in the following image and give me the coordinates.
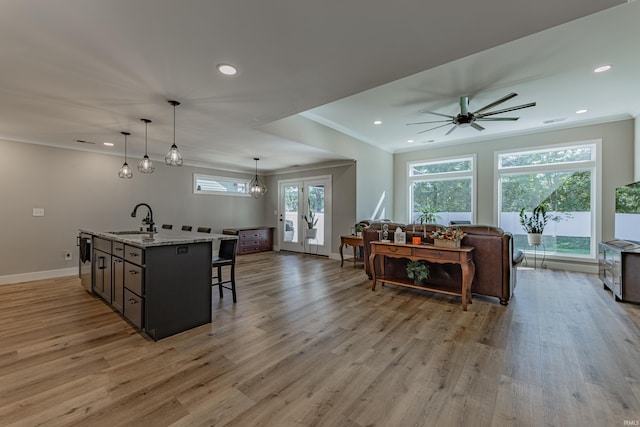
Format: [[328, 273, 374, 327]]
[[33, 208, 45, 217], [64, 251, 72, 261]]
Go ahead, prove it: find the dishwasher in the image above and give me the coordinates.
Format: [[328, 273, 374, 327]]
[[78, 233, 92, 293]]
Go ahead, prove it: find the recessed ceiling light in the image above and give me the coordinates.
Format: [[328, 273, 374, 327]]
[[217, 64, 237, 76], [373, 120, 382, 125], [407, 139, 414, 143], [103, 142, 114, 146], [594, 64, 612, 73], [576, 109, 588, 114]]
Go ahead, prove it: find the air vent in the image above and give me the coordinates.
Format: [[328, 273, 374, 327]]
[[75, 139, 95, 144]]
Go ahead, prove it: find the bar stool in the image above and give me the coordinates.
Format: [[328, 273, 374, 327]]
[[197, 227, 211, 233], [212, 238, 238, 303], [181, 225, 192, 231]]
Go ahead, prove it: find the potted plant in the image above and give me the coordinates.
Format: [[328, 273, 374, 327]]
[[304, 205, 318, 239], [418, 205, 439, 224], [406, 260, 430, 285], [519, 204, 549, 246], [355, 224, 363, 237]]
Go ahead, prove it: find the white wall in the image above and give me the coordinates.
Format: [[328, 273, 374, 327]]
[[0, 139, 264, 282], [635, 116, 640, 182], [393, 120, 635, 271], [259, 115, 394, 221]]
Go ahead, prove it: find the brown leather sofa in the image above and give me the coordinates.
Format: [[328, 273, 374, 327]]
[[362, 223, 523, 305]]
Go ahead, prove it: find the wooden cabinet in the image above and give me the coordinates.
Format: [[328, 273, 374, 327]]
[[599, 240, 640, 303], [92, 237, 112, 303], [223, 227, 274, 255]]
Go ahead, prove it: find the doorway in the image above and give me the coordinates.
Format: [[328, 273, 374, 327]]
[[278, 176, 332, 256]]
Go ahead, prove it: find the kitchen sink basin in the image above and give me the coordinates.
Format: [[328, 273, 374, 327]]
[[108, 230, 155, 235]]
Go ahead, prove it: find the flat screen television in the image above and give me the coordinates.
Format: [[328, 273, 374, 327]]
[[615, 181, 640, 244]]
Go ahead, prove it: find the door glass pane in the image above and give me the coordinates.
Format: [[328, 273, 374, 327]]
[[307, 185, 325, 246], [284, 185, 299, 243]]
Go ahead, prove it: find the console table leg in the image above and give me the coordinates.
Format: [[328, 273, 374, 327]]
[[339, 243, 345, 267]]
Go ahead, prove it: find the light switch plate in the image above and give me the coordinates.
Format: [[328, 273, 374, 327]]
[[33, 208, 45, 217]]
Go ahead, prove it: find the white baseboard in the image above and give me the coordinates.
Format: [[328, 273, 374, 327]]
[[0, 267, 78, 285]]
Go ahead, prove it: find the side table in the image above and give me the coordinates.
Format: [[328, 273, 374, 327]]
[[523, 243, 547, 269], [340, 235, 364, 267]]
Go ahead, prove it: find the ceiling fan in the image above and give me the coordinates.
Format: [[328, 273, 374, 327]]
[[407, 92, 536, 136]]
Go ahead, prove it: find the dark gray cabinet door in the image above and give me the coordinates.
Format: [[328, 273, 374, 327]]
[[112, 257, 124, 313], [93, 249, 112, 303]]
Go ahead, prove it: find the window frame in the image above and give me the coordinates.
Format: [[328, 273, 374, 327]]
[[494, 140, 601, 260], [407, 154, 477, 225], [193, 173, 251, 197]]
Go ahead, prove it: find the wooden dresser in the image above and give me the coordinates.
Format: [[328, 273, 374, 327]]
[[223, 226, 274, 255]]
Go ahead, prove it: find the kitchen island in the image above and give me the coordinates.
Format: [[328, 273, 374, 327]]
[[79, 229, 235, 340]]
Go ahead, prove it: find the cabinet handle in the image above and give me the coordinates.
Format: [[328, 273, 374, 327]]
[[115, 247, 123, 252], [129, 252, 139, 257], [128, 298, 138, 304], [114, 259, 122, 263], [98, 256, 105, 269], [129, 270, 138, 275]]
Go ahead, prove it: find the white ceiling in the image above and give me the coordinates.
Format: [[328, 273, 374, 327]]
[[0, 0, 632, 173]]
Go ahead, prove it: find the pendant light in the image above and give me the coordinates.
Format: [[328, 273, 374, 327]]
[[118, 131, 133, 179], [138, 118, 154, 173], [165, 100, 183, 166], [249, 157, 267, 198]]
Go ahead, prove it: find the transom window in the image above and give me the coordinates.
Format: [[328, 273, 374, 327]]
[[193, 174, 250, 196], [408, 156, 475, 225], [497, 142, 599, 258]]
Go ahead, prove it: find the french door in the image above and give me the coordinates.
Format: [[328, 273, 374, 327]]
[[278, 176, 331, 256]]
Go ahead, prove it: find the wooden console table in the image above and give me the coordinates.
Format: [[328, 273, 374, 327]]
[[340, 235, 364, 267], [369, 241, 475, 310]]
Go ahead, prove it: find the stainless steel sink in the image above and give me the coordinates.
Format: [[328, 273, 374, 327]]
[[108, 230, 155, 235]]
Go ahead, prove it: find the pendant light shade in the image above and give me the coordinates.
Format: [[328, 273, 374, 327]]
[[249, 157, 267, 198], [118, 131, 133, 179], [138, 118, 154, 173], [165, 100, 183, 166]]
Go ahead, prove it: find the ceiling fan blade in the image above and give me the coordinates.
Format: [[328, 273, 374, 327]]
[[418, 109, 455, 119], [476, 117, 519, 121], [470, 122, 485, 131], [406, 119, 451, 126], [472, 92, 518, 115], [476, 102, 536, 118], [417, 122, 452, 134], [445, 125, 458, 136]]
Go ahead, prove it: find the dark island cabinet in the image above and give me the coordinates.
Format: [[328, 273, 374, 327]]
[[89, 234, 211, 340]]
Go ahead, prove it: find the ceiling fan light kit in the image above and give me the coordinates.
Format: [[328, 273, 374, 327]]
[[407, 92, 536, 136], [165, 100, 184, 167]]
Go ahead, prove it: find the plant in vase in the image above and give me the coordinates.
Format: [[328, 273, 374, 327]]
[[431, 226, 466, 248], [304, 204, 319, 239], [355, 224, 363, 237], [519, 204, 549, 246], [406, 260, 430, 285]]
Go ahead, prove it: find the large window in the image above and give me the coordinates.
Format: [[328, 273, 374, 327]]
[[193, 174, 250, 196], [408, 156, 475, 224], [497, 142, 599, 258]]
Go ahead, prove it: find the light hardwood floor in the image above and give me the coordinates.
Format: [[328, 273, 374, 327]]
[[1, 252, 640, 426]]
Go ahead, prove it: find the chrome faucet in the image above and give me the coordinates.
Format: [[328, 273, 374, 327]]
[[131, 203, 155, 232]]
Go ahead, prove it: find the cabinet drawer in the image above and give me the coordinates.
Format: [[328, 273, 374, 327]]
[[124, 245, 144, 265], [239, 244, 261, 254], [239, 230, 266, 239], [414, 247, 460, 262], [123, 289, 143, 329], [93, 237, 112, 253], [112, 242, 125, 257], [124, 262, 144, 296], [376, 245, 412, 256]]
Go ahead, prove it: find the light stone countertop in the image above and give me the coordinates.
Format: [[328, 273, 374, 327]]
[[79, 229, 237, 248]]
